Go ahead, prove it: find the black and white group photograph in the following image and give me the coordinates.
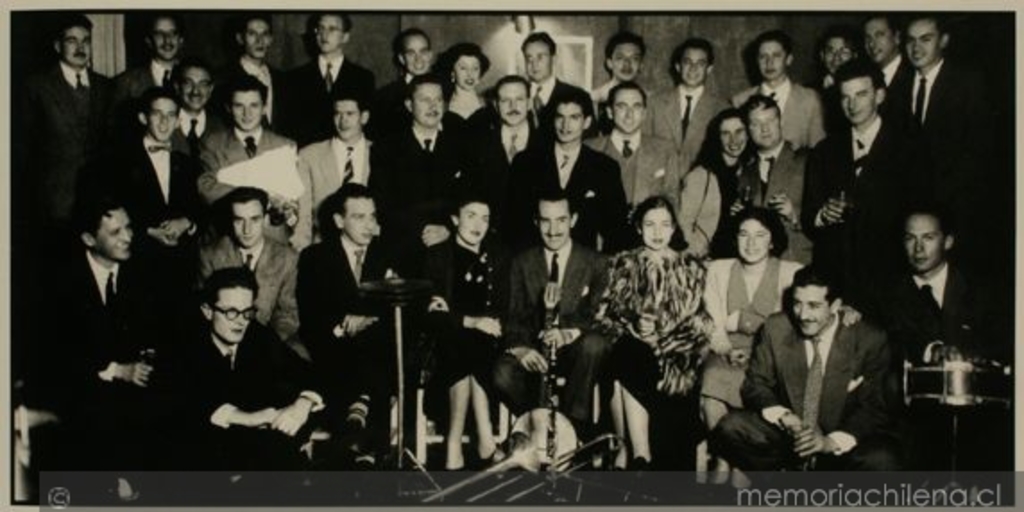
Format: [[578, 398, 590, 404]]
[[3, 4, 1018, 508]]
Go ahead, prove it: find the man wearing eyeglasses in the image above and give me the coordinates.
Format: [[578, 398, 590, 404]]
[[167, 267, 323, 471], [281, 12, 375, 148], [198, 186, 302, 359]]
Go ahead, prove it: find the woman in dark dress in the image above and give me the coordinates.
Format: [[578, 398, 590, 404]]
[[423, 196, 509, 470], [436, 42, 492, 137], [595, 196, 714, 470]]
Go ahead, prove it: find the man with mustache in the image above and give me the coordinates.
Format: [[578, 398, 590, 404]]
[[711, 266, 900, 475], [20, 13, 112, 228], [170, 57, 225, 159], [216, 14, 285, 133], [731, 30, 826, 151], [372, 73, 475, 275], [281, 12, 375, 148]]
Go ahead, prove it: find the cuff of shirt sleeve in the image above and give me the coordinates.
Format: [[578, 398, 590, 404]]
[[565, 328, 582, 343], [298, 391, 325, 413], [923, 341, 944, 363], [97, 362, 119, 382], [827, 431, 857, 455], [762, 406, 792, 426], [210, 403, 238, 429], [814, 209, 827, 228]]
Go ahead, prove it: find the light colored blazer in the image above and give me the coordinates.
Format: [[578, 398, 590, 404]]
[[704, 257, 802, 351], [678, 165, 721, 258], [294, 138, 373, 251], [644, 87, 730, 170], [731, 82, 826, 151], [586, 134, 682, 209]]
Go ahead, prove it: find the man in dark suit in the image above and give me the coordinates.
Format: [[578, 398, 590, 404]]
[[216, 14, 285, 132], [373, 73, 475, 274], [901, 14, 995, 273], [297, 184, 398, 468], [295, 90, 376, 250], [506, 88, 630, 254], [803, 60, 912, 318], [732, 94, 812, 264], [198, 75, 300, 246], [731, 30, 826, 151], [369, 27, 433, 142], [199, 187, 302, 359], [282, 13, 375, 147], [521, 32, 591, 142], [26, 196, 165, 473], [473, 75, 540, 242], [862, 15, 914, 129], [879, 207, 1012, 471], [171, 57, 226, 159], [168, 267, 323, 471], [21, 13, 112, 227], [814, 25, 859, 136], [711, 266, 900, 473], [94, 87, 204, 315], [494, 193, 611, 439], [644, 38, 730, 170], [111, 14, 185, 141]]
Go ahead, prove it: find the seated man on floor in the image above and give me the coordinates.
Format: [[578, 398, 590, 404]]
[[168, 267, 324, 471], [710, 266, 901, 476]]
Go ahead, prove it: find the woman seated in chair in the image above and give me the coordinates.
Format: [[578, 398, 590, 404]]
[[595, 195, 714, 470], [423, 196, 509, 470], [701, 207, 801, 483]]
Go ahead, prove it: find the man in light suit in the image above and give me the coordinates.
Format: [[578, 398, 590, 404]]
[[494, 193, 611, 439], [295, 90, 374, 250], [282, 13, 375, 147], [198, 75, 299, 246], [170, 57, 226, 159], [21, 13, 113, 227], [587, 81, 682, 211], [506, 88, 631, 254], [731, 30, 826, 151], [711, 266, 900, 473], [645, 38, 729, 170], [198, 187, 302, 360], [732, 95, 812, 264]]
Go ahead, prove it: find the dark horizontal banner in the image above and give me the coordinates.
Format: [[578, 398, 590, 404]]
[[38, 470, 1015, 507]]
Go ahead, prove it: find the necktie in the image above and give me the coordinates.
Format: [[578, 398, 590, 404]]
[[105, 272, 117, 307], [681, 94, 693, 142], [187, 118, 200, 155], [914, 76, 927, 126], [423, 138, 433, 153], [558, 154, 571, 188], [324, 63, 334, 93], [76, 72, 86, 90], [855, 138, 866, 151], [162, 69, 172, 88], [622, 139, 634, 159], [532, 86, 543, 128], [506, 132, 519, 163], [353, 248, 366, 283], [802, 337, 824, 430], [244, 252, 255, 271], [224, 347, 236, 371], [919, 284, 942, 317], [548, 252, 560, 284], [146, 143, 171, 153], [244, 136, 257, 158], [343, 146, 355, 184]]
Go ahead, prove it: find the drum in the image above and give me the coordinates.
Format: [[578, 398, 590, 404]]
[[904, 360, 1012, 407]]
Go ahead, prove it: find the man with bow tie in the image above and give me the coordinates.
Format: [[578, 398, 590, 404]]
[[711, 266, 900, 475], [802, 59, 914, 318]]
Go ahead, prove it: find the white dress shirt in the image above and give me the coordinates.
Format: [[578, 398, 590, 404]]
[[143, 136, 172, 203], [179, 110, 208, 138], [554, 144, 582, 189], [760, 77, 793, 113], [881, 54, 903, 87], [331, 136, 370, 185], [912, 59, 944, 123], [912, 261, 949, 309], [543, 241, 573, 286], [86, 250, 119, 305], [59, 61, 89, 88]]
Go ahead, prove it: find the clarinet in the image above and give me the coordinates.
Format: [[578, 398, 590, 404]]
[[542, 283, 562, 470]]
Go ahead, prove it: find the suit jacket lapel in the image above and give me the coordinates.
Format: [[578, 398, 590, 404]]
[[941, 266, 967, 338], [559, 246, 586, 317], [781, 332, 808, 412], [820, 322, 854, 431]]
